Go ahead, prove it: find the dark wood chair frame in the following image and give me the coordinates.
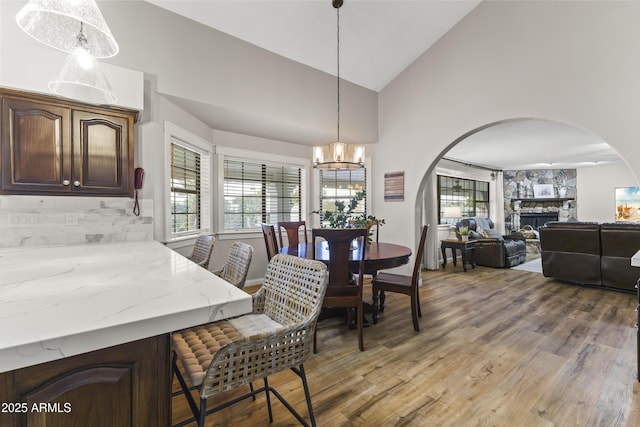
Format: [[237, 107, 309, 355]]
[[372, 225, 429, 331], [312, 227, 367, 352], [277, 221, 308, 248], [261, 223, 279, 262]]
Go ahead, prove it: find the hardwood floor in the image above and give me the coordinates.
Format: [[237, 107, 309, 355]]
[[172, 266, 640, 426]]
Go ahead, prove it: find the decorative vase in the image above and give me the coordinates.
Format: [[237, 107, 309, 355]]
[[558, 187, 567, 197], [461, 235, 469, 242]]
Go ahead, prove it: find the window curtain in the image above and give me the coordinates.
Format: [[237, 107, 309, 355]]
[[422, 170, 439, 270]]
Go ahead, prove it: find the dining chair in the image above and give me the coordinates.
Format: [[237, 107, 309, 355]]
[[277, 221, 308, 247], [172, 254, 329, 427], [213, 242, 253, 289], [261, 223, 279, 261], [365, 221, 381, 277], [188, 235, 215, 270], [312, 227, 367, 352], [372, 225, 429, 331]]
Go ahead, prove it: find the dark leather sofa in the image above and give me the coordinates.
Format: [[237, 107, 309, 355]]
[[456, 217, 527, 268], [539, 221, 640, 292]]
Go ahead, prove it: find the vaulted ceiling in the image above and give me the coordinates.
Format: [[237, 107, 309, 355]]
[[144, 0, 623, 170]]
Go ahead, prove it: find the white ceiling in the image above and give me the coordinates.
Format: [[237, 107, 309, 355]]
[[445, 119, 624, 171], [145, 0, 481, 91], [143, 0, 623, 170]]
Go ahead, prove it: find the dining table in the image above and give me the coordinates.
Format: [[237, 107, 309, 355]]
[[279, 240, 412, 273], [280, 240, 412, 325]]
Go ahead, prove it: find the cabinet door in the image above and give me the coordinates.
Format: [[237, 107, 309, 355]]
[[72, 111, 133, 196], [1, 97, 72, 192], [0, 335, 170, 427]]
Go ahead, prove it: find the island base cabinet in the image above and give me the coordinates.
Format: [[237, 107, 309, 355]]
[[0, 335, 170, 427]]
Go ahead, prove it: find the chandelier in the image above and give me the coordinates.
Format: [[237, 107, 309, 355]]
[[313, 0, 365, 169], [16, 0, 119, 104]]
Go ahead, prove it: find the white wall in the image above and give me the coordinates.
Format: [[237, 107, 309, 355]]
[[0, 0, 378, 283], [96, 0, 378, 147], [577, 164, 638, 223], [376, 0, 640, 261]]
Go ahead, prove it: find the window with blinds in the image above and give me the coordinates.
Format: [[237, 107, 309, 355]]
[[319, 168, 367, 227], [223, 159, 303, 231], [170, 141, 211, 235]]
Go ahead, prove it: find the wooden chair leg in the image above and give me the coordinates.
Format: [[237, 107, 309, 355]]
[[411, 293, 420, 332], [417, 289, 422, 318], [372, 289, 379, 324]]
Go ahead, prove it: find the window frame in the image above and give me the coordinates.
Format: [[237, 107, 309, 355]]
[[311, 157, 372, 228], [216, 146, 310, 236], [318, 168, 368, 228], [164, 122, 213, 242], [437, 174, 490, 225]]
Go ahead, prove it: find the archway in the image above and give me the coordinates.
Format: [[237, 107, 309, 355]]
[[414, 118, 635, 270]]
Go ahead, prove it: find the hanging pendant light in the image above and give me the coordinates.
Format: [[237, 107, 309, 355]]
[[313, 0, 365, 169], [48, 22, 117, 104], [16, 0, 119, 58]]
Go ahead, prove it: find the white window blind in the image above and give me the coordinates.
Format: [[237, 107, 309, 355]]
[[170, 138, 211, 236], [223, 158, 302, 231]]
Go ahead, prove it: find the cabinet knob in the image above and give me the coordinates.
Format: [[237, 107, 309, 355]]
[[73, 180, 80, 187], [62, 179, 70, 186]]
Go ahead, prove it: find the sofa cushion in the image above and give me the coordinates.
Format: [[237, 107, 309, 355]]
[[474, 217, 494, 231], [481, 228, 504, 240], [503, 239, 525, 256], [469, 230, 483, 239]]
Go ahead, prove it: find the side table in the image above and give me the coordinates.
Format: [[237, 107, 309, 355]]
[[441, 239, 476, 272]]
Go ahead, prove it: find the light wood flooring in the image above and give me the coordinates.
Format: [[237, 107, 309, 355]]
[[172, 264, 640, 426]]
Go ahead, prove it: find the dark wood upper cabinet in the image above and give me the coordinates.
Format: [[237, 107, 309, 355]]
[[0, 88, 137, 197]]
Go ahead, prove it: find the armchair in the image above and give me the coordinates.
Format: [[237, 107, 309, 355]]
[[456, 217, 526, 268]]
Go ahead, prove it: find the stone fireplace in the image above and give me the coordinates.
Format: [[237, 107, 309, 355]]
[[503, 169, 577, 232]]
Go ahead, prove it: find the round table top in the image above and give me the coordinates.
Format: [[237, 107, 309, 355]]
[[280, 241, 412, 272]]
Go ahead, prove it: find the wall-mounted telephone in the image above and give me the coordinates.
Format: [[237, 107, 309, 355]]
[[133, 167, 144, 216], [135, 167, 145, 189]]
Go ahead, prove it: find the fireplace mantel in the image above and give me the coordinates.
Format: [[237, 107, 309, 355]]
[[512, 197, 574, 203]]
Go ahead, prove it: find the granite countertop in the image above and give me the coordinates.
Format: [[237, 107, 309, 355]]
[[0, 240, 252, 372]]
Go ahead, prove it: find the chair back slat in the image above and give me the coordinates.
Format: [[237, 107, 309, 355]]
[[311, 228, 366, 288], [261, 223, 279, 261], [412, 225, 429, 284], [277, 221, 308, 247]]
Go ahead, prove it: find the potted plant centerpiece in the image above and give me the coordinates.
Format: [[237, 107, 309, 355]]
[[313, 190, 385, 246]]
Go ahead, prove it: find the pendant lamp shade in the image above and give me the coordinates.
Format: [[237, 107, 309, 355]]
[[16, 0, 119, 58], [313, 142, 365, 169], [48, 46, 117, 104]]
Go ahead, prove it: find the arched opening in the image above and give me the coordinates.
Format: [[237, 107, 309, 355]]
[[414, 118, 637, 270]]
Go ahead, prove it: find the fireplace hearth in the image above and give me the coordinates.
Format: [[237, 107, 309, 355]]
[[519, 212, 559, 229]]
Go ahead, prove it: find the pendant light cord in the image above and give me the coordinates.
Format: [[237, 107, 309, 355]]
[[336, 5, 340, 142]]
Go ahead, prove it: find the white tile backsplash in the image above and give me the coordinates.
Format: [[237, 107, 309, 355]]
[[0, 196, 153, 247]]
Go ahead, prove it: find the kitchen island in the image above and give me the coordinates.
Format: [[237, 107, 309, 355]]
[[0, 240, 252, 427]]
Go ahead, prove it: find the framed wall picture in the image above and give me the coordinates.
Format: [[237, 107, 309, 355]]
[[384, 171, 404, 202], [533, 184, 554, 198], [615, 186, 640, 222]]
